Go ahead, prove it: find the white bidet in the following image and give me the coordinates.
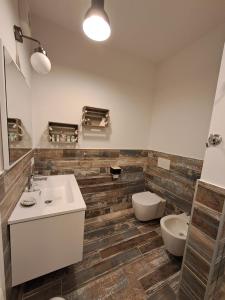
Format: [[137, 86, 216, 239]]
[[160, 214, 189, 256]]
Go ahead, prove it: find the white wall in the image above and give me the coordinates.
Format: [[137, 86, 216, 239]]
[[148, 24, 225, 159], [0, 0, 31, 84], [31, 16, 154, 149], [31, 16, 225, 157]]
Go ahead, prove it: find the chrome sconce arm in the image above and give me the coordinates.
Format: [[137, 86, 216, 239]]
[[14, 25, 41, 46]]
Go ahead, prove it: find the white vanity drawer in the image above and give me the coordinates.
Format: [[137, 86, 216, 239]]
[[10, 211, 85, 286]]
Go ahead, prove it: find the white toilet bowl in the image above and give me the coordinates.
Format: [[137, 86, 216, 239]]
[[132, 191, 166, 221], [160, 213, 189, 256]]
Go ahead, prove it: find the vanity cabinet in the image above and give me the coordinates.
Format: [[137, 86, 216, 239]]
[[10, 211, 85, 286]]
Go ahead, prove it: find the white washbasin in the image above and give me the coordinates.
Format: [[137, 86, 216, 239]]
[[8, 175, 86, 224], [9, 175, 86, 286]]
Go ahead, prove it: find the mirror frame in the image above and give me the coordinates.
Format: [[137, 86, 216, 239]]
[[0, 39, 32, 170]]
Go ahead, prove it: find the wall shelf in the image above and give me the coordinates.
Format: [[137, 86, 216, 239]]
[[8, 118, 23, 142], [48, 121, 78, 144], [82, 106, 110, 128]]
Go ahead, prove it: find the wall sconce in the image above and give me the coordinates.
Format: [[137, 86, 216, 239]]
[[14, 25, 51, 75]]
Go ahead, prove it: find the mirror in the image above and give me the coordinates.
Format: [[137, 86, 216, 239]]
[[1, 47, 32, 167]]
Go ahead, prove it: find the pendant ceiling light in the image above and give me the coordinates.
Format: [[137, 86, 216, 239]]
[[83, 0, 111, 42]]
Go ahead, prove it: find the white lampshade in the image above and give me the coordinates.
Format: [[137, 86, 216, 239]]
[[83, 0, 111, 42], [30, 49, 51, 74]]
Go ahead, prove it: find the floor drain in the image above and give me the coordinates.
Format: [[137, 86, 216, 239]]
[[45, 200, 53, 204]]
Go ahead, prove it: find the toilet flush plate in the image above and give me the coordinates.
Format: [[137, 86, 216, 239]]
[[157, 157, 170, 170]]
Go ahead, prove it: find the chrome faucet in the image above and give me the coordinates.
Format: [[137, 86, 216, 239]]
[[27, 174, 34, 192], [27, 174, 42, 195]]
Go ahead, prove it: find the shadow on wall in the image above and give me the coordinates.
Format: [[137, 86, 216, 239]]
[[38, 126, 112, 149], [81, 126, 112, 141]]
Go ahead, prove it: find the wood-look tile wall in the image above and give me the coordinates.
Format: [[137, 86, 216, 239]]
[[178, 180, 225, 300], [0, 151, 33, 300], [34, 149, 203, 218], [0, 148, 203, 299], [34, 149, 148, 218], [145, 150, 203, 215]]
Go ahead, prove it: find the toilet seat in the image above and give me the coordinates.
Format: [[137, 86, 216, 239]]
[[132, 191, 161, 206]]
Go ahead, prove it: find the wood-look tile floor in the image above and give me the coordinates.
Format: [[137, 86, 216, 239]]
[[15, 209, 182, 300]]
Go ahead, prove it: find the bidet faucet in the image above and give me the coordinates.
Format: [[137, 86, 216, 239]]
[[181, 212, 190, 225], [185, 212, 190, 225]]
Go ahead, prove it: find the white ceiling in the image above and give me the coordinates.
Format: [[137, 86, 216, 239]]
[[29, 0, 225, 63]]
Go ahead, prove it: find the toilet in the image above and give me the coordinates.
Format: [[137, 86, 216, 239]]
[[160, 213, 189, 256], [132, 191, 166, 221]]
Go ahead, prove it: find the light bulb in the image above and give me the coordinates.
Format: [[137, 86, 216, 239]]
[[83, 0, 111, 42], [83, 15, 111, 42]]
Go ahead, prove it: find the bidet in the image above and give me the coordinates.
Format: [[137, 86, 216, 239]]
[[160, 214, 189, 256]]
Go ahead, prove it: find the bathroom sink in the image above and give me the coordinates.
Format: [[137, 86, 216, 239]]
[[8, 175, 86, 286], [8, 175, 86, 224]]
